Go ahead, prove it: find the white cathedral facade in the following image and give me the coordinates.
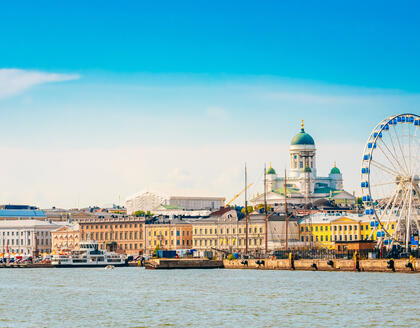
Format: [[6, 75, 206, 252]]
[[251, 121, 355, 207]]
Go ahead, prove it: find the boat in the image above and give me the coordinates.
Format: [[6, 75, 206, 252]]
[[51, 241, 128, 268]]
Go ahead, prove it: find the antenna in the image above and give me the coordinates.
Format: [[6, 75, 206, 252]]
[[284, 169, 288, 250], [245, 163, 248, 255], [264, 163, 268, 254]]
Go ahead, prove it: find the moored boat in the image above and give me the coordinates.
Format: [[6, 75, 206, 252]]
[[51, 241, 128, 267]]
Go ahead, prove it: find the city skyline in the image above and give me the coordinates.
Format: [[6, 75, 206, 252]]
[[1, 2, 420, 208]]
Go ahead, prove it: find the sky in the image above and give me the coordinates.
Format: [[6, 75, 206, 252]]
[[0, 1, 419, 209]]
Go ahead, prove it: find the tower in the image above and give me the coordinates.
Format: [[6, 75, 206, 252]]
[[289, 120, 317, 181]]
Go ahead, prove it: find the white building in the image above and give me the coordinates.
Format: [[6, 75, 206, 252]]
[[125, 192, 168, 215], [0, 220, 61, 255], [251, 121, 355, 207], [125, 192, 225, 215], [169, 196, 225, 211]]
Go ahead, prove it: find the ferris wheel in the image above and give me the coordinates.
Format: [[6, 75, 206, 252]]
[[361, 113, 420, 250]]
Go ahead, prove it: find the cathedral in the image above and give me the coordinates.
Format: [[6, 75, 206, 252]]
[[251, 121, 355, 207]]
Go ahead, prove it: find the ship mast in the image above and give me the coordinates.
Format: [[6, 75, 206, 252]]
[[245, 163, 249, 255], [264, 163, 268, 254], [284, 169, 288, 250]]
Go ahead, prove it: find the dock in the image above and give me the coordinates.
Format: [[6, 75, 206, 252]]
[[223, 258, 419, 273], [145, 258, 224, 270]]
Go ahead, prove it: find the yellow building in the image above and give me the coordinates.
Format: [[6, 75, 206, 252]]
[[191, 208, 300, 256], [145, 221, 192, 254], [299, 213, 397, 249]]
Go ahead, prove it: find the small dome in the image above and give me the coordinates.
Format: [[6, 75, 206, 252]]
[[267, 163, 276, 175], [330, 162, 341, 174], [291, 120, 315, 146], [303, 166, 312, 173]]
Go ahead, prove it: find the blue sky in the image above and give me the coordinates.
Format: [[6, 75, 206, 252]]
[[0, 1, 419, 208]]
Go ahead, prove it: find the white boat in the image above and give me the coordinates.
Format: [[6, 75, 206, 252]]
[[51, 241, 128, 267]]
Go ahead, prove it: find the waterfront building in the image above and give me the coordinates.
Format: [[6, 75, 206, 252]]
[[145, 219, 192, 254], [0, 219, 60, 255], [79, 215, 145, 256], [250, 121, 356, 207], [51, 223, 80, 253], [0, 205, 46, 221], [299, 213, 397, 249], [191, 208, 300, 256]]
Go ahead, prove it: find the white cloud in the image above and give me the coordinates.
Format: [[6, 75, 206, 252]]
[[0, 68, 80, 100]]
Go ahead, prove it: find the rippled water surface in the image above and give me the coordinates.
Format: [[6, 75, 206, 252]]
[[0, 268, 419, 327]]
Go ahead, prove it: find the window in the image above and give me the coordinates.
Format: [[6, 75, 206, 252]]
[[195, 229, 197, 235], [200, 229, 202, 234], [227, 228, 229, 234], [349, 226, 352, 231], [320, 236, 323, 241], [301, 236, 304, 242], [361, 225, 364, 231], [344, 226, 347, 231], [187, 240, 189, 246], [349, 235, 352, 241], [315, 226, 318, 232], [354, 235, 357, 240], [325, 236, 328, 241], [177, 230, 180, 237], [177, 240, 180, 246], [254, 228, 257, 233], [320, 226, 323, 231], [354, 225, 358, 231], [339, 226, 342, 231], [315, 236, 318, 241], [334, 226, 337, 231], [334, 235, 337, 241], [305, 227, 308, 232], [301, 227, 304, 232]]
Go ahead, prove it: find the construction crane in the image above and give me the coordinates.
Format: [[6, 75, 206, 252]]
[[224, 183, 254, 207]]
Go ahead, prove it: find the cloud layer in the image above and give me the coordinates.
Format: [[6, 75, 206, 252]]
[[0, 68, 80, 100]]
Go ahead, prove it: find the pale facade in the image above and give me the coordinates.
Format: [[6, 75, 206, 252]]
[[51, 224, 80, 253], [192, 209, 300, 256], [0, 220, 60, 255], [169, 196, 225, 211], [125, 192, 167, 214]]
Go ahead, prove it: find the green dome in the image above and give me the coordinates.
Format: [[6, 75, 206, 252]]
[[330, 163, 341, 174], [303, 166, 312, 173], [267, 163, 276, 175], [291, 122, 315, 146]]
